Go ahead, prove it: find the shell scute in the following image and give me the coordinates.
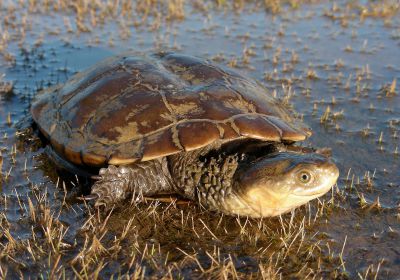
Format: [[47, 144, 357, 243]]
[[177, 121, 221, 151], [161, 53, 228, 85], [265, 116, 308, 141], [65, 72, 135, 129], [234, 115, 281, 141], [218, 123, 240, 139], [82, 152, 107, 167], [88, 89, 172, 142], [141, 128, 182, 161], [108, 139, 143, 165]]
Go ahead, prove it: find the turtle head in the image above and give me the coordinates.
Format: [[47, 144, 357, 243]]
[[224, 151, 339, 217]]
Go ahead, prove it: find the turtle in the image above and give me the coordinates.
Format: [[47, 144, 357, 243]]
[[31, 52, 339, 217]]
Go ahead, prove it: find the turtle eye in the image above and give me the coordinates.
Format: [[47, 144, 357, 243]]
[[298, 171, 312, 184]]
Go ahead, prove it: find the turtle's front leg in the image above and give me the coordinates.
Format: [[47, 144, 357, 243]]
[[89, 165, 136, 208], [88, 159, 175, 208]]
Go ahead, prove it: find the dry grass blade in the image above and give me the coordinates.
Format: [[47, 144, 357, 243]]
[[387, 78, 397, 96], [199, 218, 219, 241]]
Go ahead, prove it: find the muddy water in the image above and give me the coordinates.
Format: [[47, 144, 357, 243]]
[[1, 1, 399, 279]]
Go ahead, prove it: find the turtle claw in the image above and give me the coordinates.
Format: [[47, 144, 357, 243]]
[[81, 194, 99, 201], [88, 165, 133, 209]]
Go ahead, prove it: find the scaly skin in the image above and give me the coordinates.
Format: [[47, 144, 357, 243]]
[[196, 155, 238, 210]]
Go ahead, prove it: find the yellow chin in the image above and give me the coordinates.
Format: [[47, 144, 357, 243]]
[[240, 188, 325, 217]]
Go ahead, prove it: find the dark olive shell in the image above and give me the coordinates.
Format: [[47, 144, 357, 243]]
[[31, 52, 310, 166]]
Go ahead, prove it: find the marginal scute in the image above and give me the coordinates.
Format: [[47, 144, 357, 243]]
[[82, 152, 107, 167], [234, 115, 281, 141], [50, 137, 65, 158], [265, 116, 308, 141], [31, 97, 48, 122], [38, 126, 50, 141], [218, 123, 240, 139], [64, 146, 82, 165], [108, 139, 143, 165], [141, 129, 181, 161], [178, 121, 221, 151], [31, 52, 310, 166], [108, 156, 138, 165]]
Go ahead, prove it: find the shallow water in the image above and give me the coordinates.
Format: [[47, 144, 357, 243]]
[[1, 1, 399, 278]]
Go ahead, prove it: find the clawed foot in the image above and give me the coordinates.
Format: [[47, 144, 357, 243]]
[[86, 165, 132, 208]]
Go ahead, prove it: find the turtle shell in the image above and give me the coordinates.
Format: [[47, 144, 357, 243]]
[[32, 52, 310, 167]]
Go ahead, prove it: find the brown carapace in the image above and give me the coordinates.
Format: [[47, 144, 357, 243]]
[[32, 52, 309, 167]]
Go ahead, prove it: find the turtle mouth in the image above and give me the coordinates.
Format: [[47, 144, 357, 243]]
[[290, 191, 330, 198], [291, 182, 336, 197]]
